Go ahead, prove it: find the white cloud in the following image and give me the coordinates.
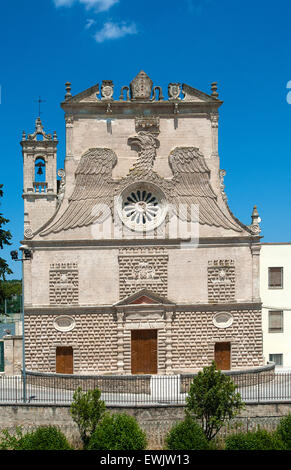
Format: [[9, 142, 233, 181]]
[[80, 0, 119, 12], [54, 0, 75, 6], [85, 18, 96, 29], [53, 0, 119, 11], [94, 21, 137, 42]]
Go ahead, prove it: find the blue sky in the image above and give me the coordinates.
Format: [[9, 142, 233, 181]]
[[1, 0, 291, 279]]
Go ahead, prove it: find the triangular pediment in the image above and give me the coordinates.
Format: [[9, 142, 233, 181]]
[[115, 289, 175, 306], [182, 83, 222, 103], [65, 83, 100, 103]]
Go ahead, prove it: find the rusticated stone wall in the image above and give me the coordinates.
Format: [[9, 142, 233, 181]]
[[171, 308, 263, 371], [25, 306, 263, 374], [25, 313, 118, 374]]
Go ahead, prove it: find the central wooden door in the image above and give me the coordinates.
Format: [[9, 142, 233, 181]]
[[214, 342, 231, 370], [131, 330, 157, 374], [56, 346, 73, 374]]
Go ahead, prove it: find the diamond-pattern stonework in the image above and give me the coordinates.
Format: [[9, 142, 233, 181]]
[[171, 309, 263, 371], [208, 259, 235, 303], [25, 314, 118, 373], [49, 263, 79, 305], [118, 247, 168, 298]]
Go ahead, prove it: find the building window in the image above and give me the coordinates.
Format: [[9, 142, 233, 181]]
[[268, 310, 283, 333], [268, 267, 283, 289], [269, 354, 283, 366]]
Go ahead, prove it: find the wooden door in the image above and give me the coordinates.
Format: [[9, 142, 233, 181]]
[[214, 342, 231, 370], [131, 330, 157, 374], [56, 346, 73, 374]]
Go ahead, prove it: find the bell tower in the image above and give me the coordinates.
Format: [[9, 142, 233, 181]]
[[21, 117, 58, 237]]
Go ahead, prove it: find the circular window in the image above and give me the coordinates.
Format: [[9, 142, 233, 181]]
[[213, 312, 233, 329], [117, 182, 167, 232], [53, 316, 75, 332]]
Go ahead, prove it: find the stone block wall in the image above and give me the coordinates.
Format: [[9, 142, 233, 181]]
[[25, 313, 118, 374], [0, 402, 290, 450], [171, 308, 263, 371]]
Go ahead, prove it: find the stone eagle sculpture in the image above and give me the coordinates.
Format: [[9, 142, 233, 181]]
[[39, 132, 243, 235]]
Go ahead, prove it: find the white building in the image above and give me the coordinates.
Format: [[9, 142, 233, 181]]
[[260, 243, 291, 369]]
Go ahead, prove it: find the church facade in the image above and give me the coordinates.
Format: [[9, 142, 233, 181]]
[[21, 71, 263, 375]]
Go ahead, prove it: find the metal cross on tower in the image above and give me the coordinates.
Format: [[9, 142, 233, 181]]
[[34, 96, 46, 117]]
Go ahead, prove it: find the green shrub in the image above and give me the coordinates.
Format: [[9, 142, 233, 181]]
[[0, 426, 72, 450], [20, 426, 72, 450], [0, 427, 24, 450], [275, 413, 291, 449], [165, 417, 210, 450], [70, 387, 106, 448], [186, 361, 244, 441], [88, 412, 147, 451], [225, 428, 285, 450]]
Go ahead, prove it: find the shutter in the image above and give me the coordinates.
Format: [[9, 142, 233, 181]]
[[269, 311, 283, 332], [269, 267, 283, 287]]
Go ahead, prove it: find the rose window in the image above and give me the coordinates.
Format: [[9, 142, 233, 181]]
[[118, 183, 167, 231]]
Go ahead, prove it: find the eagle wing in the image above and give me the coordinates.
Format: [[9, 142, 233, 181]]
[[40, 148, 117, 235], [168, 147, 242, 232]]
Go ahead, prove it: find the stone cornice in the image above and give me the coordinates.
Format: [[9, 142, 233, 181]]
[[25, 301, 262, 315], [61, 100, 222, 118], [21, 236, 261, 249]]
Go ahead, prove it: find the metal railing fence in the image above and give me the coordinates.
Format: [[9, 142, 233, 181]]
[[0, 371, 291, 406]]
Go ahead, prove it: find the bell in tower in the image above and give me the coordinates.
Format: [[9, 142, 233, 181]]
[[21, 117, 59, 237]]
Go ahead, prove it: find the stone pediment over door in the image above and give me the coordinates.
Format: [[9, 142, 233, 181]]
[[114, 288, 175, 307], [114, 288, 175, 375]]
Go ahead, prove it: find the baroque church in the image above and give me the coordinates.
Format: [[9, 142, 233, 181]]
[[21, 71, 263, 375]]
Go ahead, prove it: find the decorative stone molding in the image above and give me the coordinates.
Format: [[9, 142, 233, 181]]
[[65, 114, 74, 127], [53, 315, 76, 332], [135, 116, 160, 134], [101, 80, 114, 100], [119, 86, 130, 101], [219, 169, 227, 201], [151, 86, 164, 101], [212, 312, 234, 329], [130, 71, 153, 100], [24, 227, 34, 239], [57, 169, 66, 204], [168, 83, 181, 101]]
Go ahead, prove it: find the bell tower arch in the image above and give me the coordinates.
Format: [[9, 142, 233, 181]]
[[21, 117, 58, 236]]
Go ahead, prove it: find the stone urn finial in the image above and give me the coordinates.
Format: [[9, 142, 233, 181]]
[[65, 82, 72, 100], [211, 82, 219, 98]]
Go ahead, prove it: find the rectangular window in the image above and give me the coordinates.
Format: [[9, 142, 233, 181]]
[[268, 310, 283, 333], [269, 354, 283, 366], [268, 267, 283, 288]]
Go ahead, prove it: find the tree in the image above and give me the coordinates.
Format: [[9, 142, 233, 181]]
[[186, 361, 244, 441], [0, 280, 22, 315], [70, 387, 106, 448], [0, 185, 12, 307]]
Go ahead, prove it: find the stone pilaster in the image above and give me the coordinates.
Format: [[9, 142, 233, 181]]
[[165, 311, 173, 374], [65, 114, 74, 157], [251, 244, 261, 302], [116, 311, 125, 374], [210, 112, 219, 156]]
